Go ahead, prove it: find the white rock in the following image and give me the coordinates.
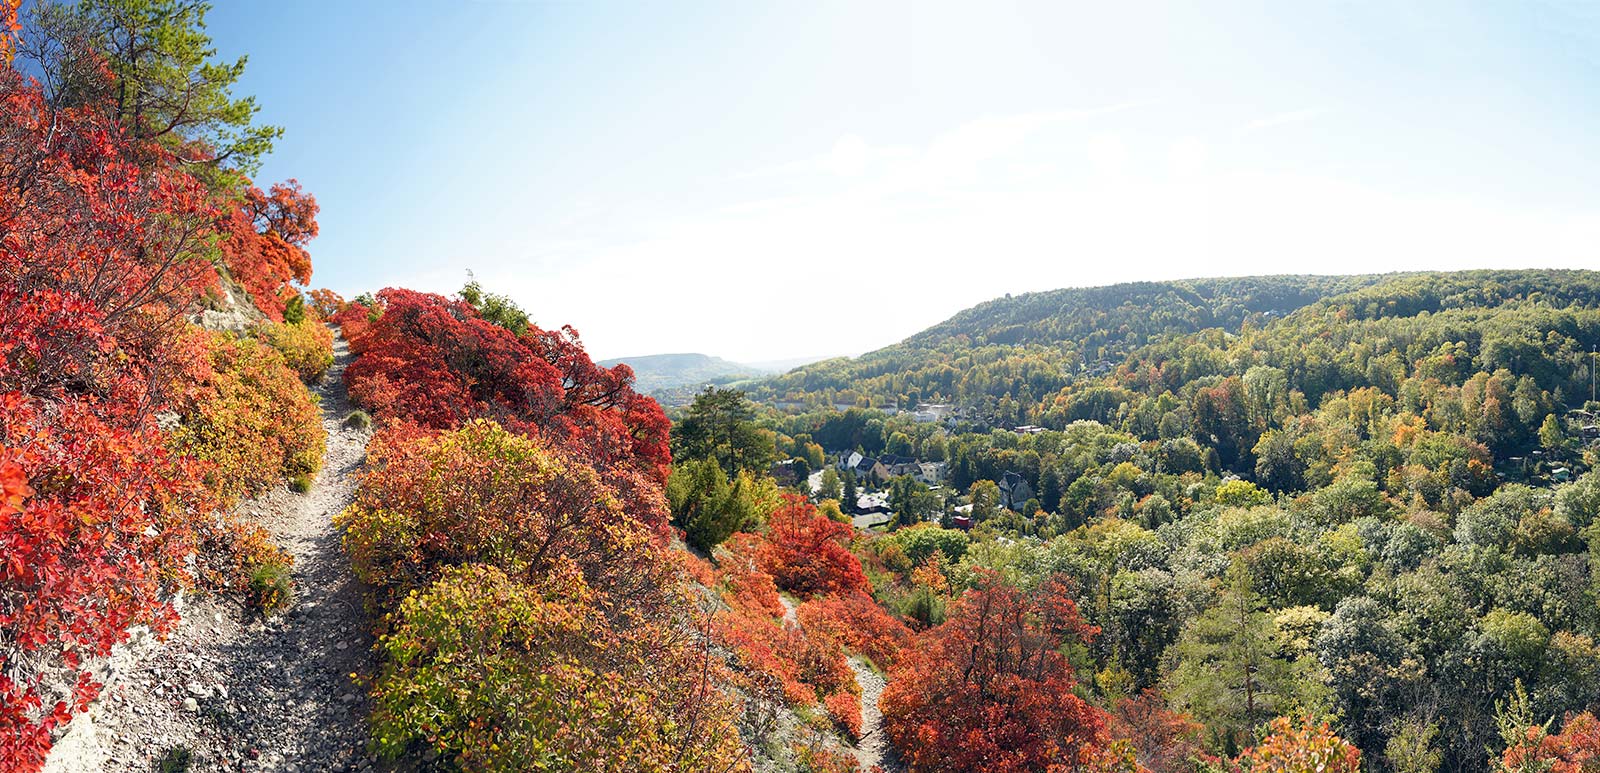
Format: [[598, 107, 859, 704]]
[[182, 697, 199, 712]]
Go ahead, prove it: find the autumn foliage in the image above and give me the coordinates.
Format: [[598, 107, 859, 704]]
[[755, 495, 871, 598], [1232, 716, 1360, 773], [880, 570, 1109, 773], [797, 591, 913, 671], [341, 287, 670, 483], [369, 563, 746, 773], [1501, 711, 1600, 773], [339, 420, 673, 613], [708, 535, 858, 707], [1109, 689, 1208, 773], [0, 52, 325, 768], [255, 319, 334, 383], [216, 180, 319, 321], [339, 415, 744, 765], [167, 327, 325, 507]]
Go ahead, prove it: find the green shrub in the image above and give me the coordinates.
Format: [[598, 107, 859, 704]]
[[158, 746, 192, 773], [341, 410, 372, 431], [247, 559, 294, 614], [665, 458, 778, 551], [282, 293, 307, 325], [289, 473, 313, 493]]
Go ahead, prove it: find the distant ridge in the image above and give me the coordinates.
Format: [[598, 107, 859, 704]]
[[600, 352, 766, 394]]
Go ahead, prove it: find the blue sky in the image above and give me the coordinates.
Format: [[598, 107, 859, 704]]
[[205, 1, 1600, 362]]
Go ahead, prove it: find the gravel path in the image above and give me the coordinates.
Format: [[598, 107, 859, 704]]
[[44, 332, 378, 773], [777, 595, 898, 772], [847, 657, 894, 773]]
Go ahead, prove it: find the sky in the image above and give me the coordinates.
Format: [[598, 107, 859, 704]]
[[204, 1, 1600, 363]]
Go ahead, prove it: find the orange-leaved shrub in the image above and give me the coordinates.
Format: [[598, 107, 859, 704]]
[[1232, 715, 1360, 773], [338, 420, 673, 612], [215, 180, 319, 322], [1499, 711, 1600, 773], [791, 739, 861, 773], [370, 563, 747, 773], [194, 513, 295, 614], [306, 288, 346, 319], [756, 495, 870, 599], [797, 591, 913, 671], [881, 570, 1109, 773], [823, 691, 862, 741], [709, 561, 858, 709], [167, 327, 325, 507], [1109, 689, 1208, 773], [255, 319, 334, 382]]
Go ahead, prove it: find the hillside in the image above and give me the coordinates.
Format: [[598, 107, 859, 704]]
[[600, 352, 767, 394], [752, 270, 1600, 425], [734, 268, 1600, 770]]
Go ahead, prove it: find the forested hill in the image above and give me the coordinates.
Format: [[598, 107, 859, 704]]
[[750, 270, 1600, 427], [599, 352, 764, 394], [904, 274, 1383, 349], [750, 274, 1384, 410]]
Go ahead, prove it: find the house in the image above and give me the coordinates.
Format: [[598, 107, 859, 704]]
[[878, 453, 921, 477], [1012, 425, 1045, 435], [998, 471, 1034, 511], [837, 451, 865, 472], [769, 459, 801, 486], [950, 503, 974, 531], [915, 461, 948, 485], [854, 491, 891, 515], [1553, 467, 1573, 483]]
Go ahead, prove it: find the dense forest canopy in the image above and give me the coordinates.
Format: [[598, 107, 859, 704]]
[[734, 268, 1600, 771]]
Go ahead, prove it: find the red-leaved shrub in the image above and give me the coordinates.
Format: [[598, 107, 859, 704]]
[[342, 288, 670, 483], [756, 496, 871, 599], [797, 591, 913, 671], [881, 571, 1108, 773]]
